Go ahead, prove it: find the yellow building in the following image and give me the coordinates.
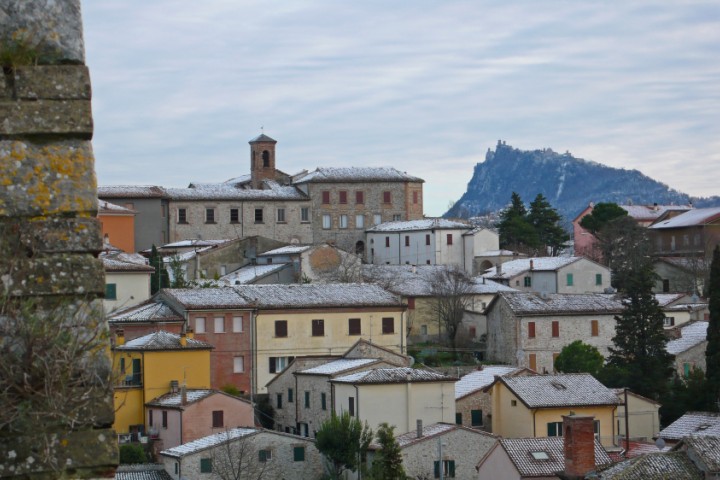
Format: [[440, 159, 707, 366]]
[[489, 373, 621, 447], [112, 329, 213, 437]]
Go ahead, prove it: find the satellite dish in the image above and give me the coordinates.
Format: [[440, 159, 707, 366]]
[[655, 438, 666, 450], [408, 356, 415, 367]]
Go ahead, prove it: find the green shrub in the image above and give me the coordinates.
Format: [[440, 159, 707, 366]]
[[119, 444, 148, 464]]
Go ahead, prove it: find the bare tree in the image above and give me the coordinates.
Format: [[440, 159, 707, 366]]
[[426, 266, 475, 357], [306, 243, 362, 283], [210, 430, 278, 480]]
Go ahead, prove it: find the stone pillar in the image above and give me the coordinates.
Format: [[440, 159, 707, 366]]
[[0, 1, 117, 477], [562, 414, 596, 479]]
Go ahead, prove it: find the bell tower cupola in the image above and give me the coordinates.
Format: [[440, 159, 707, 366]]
[[249, 133, 278, 189]]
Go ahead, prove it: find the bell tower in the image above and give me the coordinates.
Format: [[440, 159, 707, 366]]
[[249, 133, 277, 189]]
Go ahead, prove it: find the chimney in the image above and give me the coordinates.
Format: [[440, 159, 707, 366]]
[[411, 265, 417, 274], [180, 332, 187, 347], [563, 415, 596, 479], [170, 380, 179, 393], [116, 329, 125, 346], [530, 259, 534, 271], [180, 384, 187, 406], [496, 263, 502, 275], [416, 419, 423, 439], [186, 327, 194, 340]]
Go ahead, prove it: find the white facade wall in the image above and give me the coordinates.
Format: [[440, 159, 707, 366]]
[[104, 271, 151, 313]]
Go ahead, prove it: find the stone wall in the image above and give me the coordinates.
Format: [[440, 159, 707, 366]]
[[0, 1, 117, 477]]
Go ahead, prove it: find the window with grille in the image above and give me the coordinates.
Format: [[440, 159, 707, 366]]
[[230, 208, 239, 223], [254, 208, 263, 223], [205, 208, 215, 223], [178, 208, 187, 224], [277, 208, 285, 223]]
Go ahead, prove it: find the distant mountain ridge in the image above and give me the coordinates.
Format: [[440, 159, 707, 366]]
[[444, 141, 720, 223]]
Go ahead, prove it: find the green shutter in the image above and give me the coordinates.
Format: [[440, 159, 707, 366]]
[[105, 283, 117, 300], [596, 273, 602, 285], [305, 391, 310, 408], [288, 388, 293, 403], [455, 413, 462, 425], [200, 458, 212, 473], [567, 273, 574, 286], [321, 392, 327, 410], [449, 460, 455, 477], [294, 446, 305, 461], [548, 422, 556, 436], [434, 461, 440, 478], [259, 450, 267, 462], [471, 409, 483, 426]]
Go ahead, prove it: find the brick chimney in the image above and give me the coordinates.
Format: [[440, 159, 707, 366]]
[[180, 332, 187, 347], [563, 414, 596, 479], [116, 329, 125, 346]]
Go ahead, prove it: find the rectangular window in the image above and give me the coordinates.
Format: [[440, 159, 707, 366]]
[[105, 283, 117, 300], [233, 316, 243, 332], [547, 422, 563, 437], [663, 279, 670, 293], [471, 409, 483, 426], [405, 235, 410, 247], [355, 214, 365, 229], [321, 392, 327, 410], [178, 208, 187, 224], [162, 411, 168, 428], [230, 208, 239, 223], [591, 320, 599, 336], [524, 276, 531, 287], [312, 319, 325, 337], [293, 446, 305, 462], [455, 413, 462, 425], [407, 297, 415, 310], [385, 236, 390, 248], [348, 318, 361, 335], [149, 409, 153, 427], [425, 234, 431, 245], [322, 214, 331, 229], [214, 316, 225, 333], [356, 191, 364, 204], [683, 363, 692, 377], [258, 450, 272, 462], [348, 397, 355, 416], [254, 208, 263, 223], [566, 273, 574, 286], [339, 191, 348, 204], [393, 214, 402, 221], [552, 321, 559, 337], [322, 191, 330, 204], [277, 208, 286, 223], [434, 460, 455, 478], [288, 388, 294, 403], [212, 410, 224, 428], [205, 208, 215, 224], [528, 321, 535, 338], [269, 356, 291, 374], [413, 191, 419, 204], [301, 207, 309, 222], [276, 393, 283, 409], [595, 273, 602, 285], [529, 354, 537, 371], [233, 356, 244, 373], [275, 320, 288, 338], [195, 317, 206, 334], [374, 214, 382, 225], [200, 458, 212, 473], [382, 317, 394, 334], [339, 215, 348, 229], [421, 325, 428, 335], [664, 317, 675, 327], [383, 191, 392, 204], [304, 391, 310, 408]]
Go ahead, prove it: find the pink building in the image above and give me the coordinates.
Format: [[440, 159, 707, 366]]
[[146, 389, 254, 450]]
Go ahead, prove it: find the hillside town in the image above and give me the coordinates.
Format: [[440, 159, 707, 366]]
[[2, 3, 720, 480]]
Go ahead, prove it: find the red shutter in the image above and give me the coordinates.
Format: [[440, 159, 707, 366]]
[[528, 322, 536, 338], [552, 321, 559, 337]]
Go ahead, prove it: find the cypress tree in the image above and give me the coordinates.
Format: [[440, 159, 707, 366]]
[[371, 423, 406, 480], [706, 245, 720, 409], [149, 244, 169, 294]]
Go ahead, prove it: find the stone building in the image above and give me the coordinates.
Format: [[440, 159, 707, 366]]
[[666, 321, 709, 377]]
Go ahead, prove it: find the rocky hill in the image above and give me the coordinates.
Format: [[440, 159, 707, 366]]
[[444, 141, 720, 223]]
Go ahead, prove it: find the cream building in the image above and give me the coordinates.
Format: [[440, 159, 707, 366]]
[[101, 250, 154, 313]]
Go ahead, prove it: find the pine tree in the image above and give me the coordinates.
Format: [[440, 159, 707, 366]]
[[706, 245, 720, 410], [315, 412, 373, 479], [606, 260, 673, 400], [371, 423, 406, 480], [498, 192, 539, 254], [527, 193, 569, 256]]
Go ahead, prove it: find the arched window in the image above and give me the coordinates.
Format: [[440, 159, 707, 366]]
[[262, 150, 270, 167], [355, 240, 365, 256]]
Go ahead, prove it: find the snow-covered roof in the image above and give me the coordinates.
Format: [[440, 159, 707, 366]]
[[299, 358, 380, 376], [500, 437, 611, 477], [161, 239, 231, 249], [666, 321, 708, 355], [146, 389, 215, 408], [497, 292, 623, 315], [659, 412, 720, 440], [650, 207, 720, 229], [108, 300, 184, 324], [482, 256, 584, 278], [331, 367, 454, 385], [621, 204, 691, 221], [160, 428, 259, 458], [294, 166, 423, 184], [681, 435, 720, 471], [362, 264, 516, 297], [98, 199, 135, 214], [223, 173, 252, 185], [115, 464, 173, 480], [236, 283, 401, 309], [114, 331, 213, 351], [656, 256, 703, 271], [455, 366, 522, 399], [257, 245, 312, 256], [98, 185, 167, 198], [165, 180, 308, 201], [217, 263, 289, 285], [162, 287, 251, 309], [597, 451, 702, 479], [370, 423, 492, 450], [101, 252, 155, 272], [654, 293, 689, 306], [476, 249, 519, 257], [501, 374, 621, 408], [366, 218, 470, 233]]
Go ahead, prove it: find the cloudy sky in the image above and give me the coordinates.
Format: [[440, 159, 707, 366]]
[[82, 1, 719, 216]]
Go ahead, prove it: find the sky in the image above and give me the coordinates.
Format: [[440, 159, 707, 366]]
[[82, 1, 720, 217]]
